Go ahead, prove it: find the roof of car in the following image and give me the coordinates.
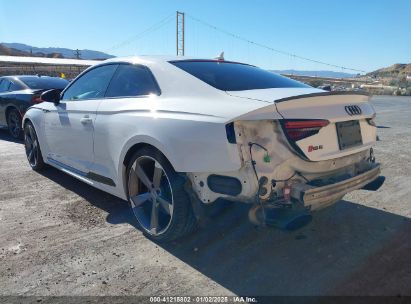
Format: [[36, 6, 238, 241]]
[[0, 75, 65, 79], [96, 55, 247, 66], [0, 55, 247, 70], [0, 76, 67, 84], [105, 55, 197, 62], [12, 75, 64, 78]]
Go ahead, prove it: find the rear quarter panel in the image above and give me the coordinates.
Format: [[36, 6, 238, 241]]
[[92, 97, 244, 199]]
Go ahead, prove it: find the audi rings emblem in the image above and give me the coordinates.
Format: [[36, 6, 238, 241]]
[[345, 105, 362, 115]]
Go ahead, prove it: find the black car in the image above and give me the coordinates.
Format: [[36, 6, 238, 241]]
[[0, 75, 69, 138]]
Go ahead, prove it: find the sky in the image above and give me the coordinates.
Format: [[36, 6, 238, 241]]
[[0, 0, 410, 73]]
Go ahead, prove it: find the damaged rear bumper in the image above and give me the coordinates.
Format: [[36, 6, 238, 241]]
[[291, 164, 382, 210]]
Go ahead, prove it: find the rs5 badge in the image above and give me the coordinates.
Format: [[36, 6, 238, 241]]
[[308, 145, 323, 152]]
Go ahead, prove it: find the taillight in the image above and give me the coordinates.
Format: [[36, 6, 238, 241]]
[[366, 116, 377, 127], [282, 119, 329, 141], [31, 95, 43, 104]]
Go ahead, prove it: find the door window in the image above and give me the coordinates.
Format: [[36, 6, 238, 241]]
[[105, 64, 161, 98], [0, 79, 10, 92], [61, 64, 118, 101], [9, 81, 23, 91]]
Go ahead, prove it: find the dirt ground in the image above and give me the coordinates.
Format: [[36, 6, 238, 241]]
[[0, 95, 410, 297]]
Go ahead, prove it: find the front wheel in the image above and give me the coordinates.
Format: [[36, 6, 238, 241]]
[[24, 121, 45, 171], [126, 147, 197, 242]]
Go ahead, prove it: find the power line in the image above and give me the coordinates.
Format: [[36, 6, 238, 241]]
[[186, 13, 367, 73], [106, 14, 174, 52]]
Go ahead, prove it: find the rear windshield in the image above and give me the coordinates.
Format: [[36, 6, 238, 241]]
[[19, 77, 69, 90], [170, 60, 310, 91]]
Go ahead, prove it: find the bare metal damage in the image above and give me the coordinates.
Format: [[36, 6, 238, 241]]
[[188, 120, 378, 211]]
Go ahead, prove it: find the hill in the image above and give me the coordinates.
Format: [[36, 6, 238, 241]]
[[0, 42, 114, 60], [367, 63, 411, 79], [272, 69, 357, 79], [0, 44, 33, 57]]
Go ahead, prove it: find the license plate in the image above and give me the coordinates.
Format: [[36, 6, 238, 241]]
[[336, 120, 363, 150]]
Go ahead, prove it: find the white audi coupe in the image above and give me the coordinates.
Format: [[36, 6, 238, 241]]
[[23, 56, 384, 241]]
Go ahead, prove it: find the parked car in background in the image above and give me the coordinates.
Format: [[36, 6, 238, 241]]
[[0, 75, 69, 138], [317, 84, 332, 91], [23, 56, 383, 242]]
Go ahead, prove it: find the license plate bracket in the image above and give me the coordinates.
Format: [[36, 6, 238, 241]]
[[336, 120, 363, 150]]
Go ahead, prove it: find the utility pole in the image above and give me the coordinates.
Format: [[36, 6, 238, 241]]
[[74, 49, 81, 59], [176, 11, 185, 56]]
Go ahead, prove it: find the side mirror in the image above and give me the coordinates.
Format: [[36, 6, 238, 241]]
[[41, 89, 61, 104]]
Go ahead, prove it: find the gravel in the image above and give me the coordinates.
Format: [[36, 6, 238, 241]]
[[0, 95, 410, 296]]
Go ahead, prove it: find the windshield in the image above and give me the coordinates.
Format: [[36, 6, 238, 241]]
[[170, 60, 310, 91], [19, 77, 69, 90]]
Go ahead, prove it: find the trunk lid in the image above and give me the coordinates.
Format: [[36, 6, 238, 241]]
[[228, 89, 377, 161]]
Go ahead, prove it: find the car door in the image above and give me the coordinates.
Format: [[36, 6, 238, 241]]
[[43, 64, 118, 174], [91, 63, 162, 187]]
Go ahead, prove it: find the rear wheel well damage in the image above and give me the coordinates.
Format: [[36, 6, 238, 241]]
[[189, 120, 296, 204], [188, 120, 377, 208]]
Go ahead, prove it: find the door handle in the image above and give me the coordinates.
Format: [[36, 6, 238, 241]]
[[80, 115, 93, 124]]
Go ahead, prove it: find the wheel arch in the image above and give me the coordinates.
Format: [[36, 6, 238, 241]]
[[22, 114, 37, 134], [123, 142, 163, 166], [119, 137, 179, 199], [22, 116, 32, 127]]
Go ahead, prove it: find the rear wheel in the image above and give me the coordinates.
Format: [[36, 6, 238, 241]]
[[126, 147, 196, 242], [7, 108, 22, 139], [24, 121, 45, 171]]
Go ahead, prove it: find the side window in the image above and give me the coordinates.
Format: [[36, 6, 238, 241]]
[[61, 64, 118, 101], [9, 81, 22, 91], [105, 64, 160, 98], [0, 79, 10, 93]]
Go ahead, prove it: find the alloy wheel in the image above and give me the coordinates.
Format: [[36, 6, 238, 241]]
[[128, 156, 174, 236], [24, 124, 39, 167], [8, 110, 21, 138]]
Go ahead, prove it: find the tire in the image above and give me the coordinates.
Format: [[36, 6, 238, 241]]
[[24, 121, 45, 171], [126, 146, 197, 242], [7, 108, 23, 139]]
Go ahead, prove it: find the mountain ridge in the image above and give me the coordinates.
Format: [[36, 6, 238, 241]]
[[271, 69, 357, 79], [366, 63, 411, 79], [0, 42, 114, 60]]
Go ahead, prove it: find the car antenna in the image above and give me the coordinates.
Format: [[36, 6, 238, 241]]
[[214, 51, 224, 61]]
